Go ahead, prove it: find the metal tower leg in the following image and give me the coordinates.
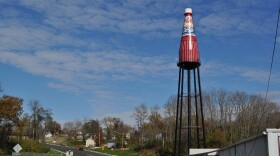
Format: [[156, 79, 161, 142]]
[[178, 69, 184, 155], [187, 69, 191, 155], [193, 69, 200, 148], [197, 67, 206, 147], [174, 68, 181, 156]]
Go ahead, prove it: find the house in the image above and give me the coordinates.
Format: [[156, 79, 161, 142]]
[[86, 138, 96, 147], [45, 132, 53, 138], [77, 131, 83, 140], [107, 140, 117, 148]]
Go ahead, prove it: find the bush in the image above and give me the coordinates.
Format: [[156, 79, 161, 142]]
[[155, 146, 173, 156], [66, 138, 84, 146], [155, 141, 173, 156], [144, 140, 156, 149], [20, 140, 50, 153], [0, 139, 18, 154], [132, 145, 142, 152]]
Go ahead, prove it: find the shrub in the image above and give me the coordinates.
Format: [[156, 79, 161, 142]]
[[132, 145, 142, 152], [66, 138, 84, 146], [155, 146, 173, 156], [20, 140, 50, 153], [155, 141, 173, 156], [144, 140, 156, 149], [0, 139, 18, 154]]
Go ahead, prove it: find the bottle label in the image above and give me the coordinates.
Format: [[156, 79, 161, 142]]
[[182, 15, 195, 36]]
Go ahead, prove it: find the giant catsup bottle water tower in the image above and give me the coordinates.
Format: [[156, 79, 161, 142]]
[[174, 8, 206, 155], [177, 8, 200, 69]]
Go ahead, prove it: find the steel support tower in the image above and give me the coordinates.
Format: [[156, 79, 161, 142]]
[[173, 8, 206, 156]]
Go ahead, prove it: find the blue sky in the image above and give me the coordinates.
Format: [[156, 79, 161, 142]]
[[0, 0, 280, 126]]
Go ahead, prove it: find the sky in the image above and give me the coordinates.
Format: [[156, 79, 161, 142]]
[[0, 0, 280, 126]]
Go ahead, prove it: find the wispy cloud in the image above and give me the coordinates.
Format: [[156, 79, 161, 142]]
[[15, 0, 182, 38], [193, 0, 278, 36], [15, 0, 277, 39], [0, 51, 175, 85], [0, 24, 93, 52], [0, 49, 177, 115], [202, 60, 280, 83], [1, 0, 277, 47], [201, 60, 280, 103]]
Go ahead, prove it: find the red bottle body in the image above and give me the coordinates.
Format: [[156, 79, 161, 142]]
[[177, 9, 200, 69]]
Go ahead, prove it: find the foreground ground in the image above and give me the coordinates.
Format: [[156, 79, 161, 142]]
[[46, 144, 108, 156], [45, 137, 156, 156]]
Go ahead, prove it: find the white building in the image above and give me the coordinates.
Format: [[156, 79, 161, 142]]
[[86, 138, 96, 147], [190, 128, 280, 156], [107, 140, 117, 148], [45, 132, 52, 138]]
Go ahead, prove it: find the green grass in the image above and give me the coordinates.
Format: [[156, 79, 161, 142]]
[[47, 149, 66, 156], [93, 148, 139, 156]]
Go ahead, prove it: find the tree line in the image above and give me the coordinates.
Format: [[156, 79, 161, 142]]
[[0, 84, 60, 154], [130, 89, 280, 154], [1, 83, 280, 155]]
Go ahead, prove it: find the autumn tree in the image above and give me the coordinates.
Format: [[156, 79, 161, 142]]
[[82, 119, 102, 144], [63, 121, 75, 139], [48, 121, 61, 136], [63, 119, 82, 140], [147, 105, 164, 141], [201, 89, 280, 147], [0, 95, 23, 125], [164, 95, 177, 142], [102, 117, 126, 140], [132, 104, 148, 146], [101, 117, 132, 148], [29, 100, 52, 141], [0, 95, 23, 149], [112, 118, 131, 148], [102, 117, 115, 140], [15, 113, 30, 141]]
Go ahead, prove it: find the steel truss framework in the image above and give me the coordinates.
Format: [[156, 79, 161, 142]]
[[173, 67, 206, 156]]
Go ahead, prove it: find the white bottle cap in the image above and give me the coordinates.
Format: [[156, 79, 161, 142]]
[[185, 8, 192, 14]]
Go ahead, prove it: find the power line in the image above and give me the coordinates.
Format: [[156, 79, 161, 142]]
[[247, 6, 280, 156], [264, 7, 280, 102]]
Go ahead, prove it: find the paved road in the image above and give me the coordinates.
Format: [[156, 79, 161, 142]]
[[46, 144, 110, 156]]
